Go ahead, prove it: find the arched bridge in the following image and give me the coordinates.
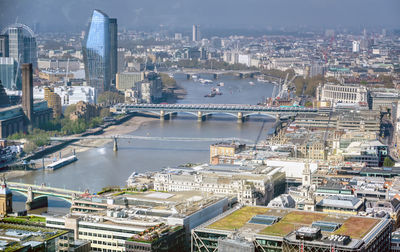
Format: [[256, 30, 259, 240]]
[[8, 182, 86, 209], [112, 103, 320, 122]]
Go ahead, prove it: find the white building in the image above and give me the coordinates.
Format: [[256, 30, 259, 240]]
[[34, 85, 96, 107], [153, 164, 286, 206], [352, 41, 360, 53], [316, 83, 368, 104]]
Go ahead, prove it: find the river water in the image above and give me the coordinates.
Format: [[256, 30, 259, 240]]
[[11, 74, 275, 213]]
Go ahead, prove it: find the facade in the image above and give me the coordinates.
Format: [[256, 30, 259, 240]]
[[0, 35, 9, 57], [0, 57, 20, 90], [109, 18, 118, 85], [209, 142, 246, 164], [368, 88, 400, 111], [47, 190, 230, 251], [82, 10, 113, 96], [192, 24, 200, 42], [0, 178, 12, 215], [116, 72, 144, 91], [316, 195, 364, 215], [3, 24, 37, 70], [316, 83, 367, 104], [44, 87, 62, 118], [69, 101, 100, 121], [192, 206, 392, 252], [37, 58, 81, 71], [154, 164, 286, 206], [34, 85, 96, 106]]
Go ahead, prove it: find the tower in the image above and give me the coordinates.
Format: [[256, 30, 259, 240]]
[[192, 24, 200, 42], [0, 177, 12, 215], [302, 160, 311, 187], [82, 10, 112, 95], [109, 18, 118, 86], [22, 63, 33, 123]]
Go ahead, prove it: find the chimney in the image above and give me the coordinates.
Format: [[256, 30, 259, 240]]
[[22, 63, 33, 122]]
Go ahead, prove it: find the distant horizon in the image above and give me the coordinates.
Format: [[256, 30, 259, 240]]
[[0, 0, 399, 34]]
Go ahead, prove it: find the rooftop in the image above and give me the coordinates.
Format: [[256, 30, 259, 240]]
[[205, 206, 380, 239]]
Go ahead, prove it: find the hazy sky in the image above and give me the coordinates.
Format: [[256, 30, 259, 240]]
[[0, 0, 399, 33]]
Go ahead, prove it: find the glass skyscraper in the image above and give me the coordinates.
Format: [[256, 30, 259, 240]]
[[82, 10, 112, 96]]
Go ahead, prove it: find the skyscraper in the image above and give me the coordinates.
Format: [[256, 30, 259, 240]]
[[192, 24, 200, 42], [0, 35, 9, 57], [109, 18, 118, 86], [82, 10, 113, 96], [3, 24, 37, 69]]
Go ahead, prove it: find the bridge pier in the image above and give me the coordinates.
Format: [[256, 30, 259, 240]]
[[197, 111, 205, 122], [25, 187, 48, 211], [113, 137, 118, 152], [160, 110, 167, 121], [237, 112, 244, 123]]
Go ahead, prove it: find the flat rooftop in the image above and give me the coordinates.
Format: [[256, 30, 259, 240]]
[[205, 206, 380, 240]]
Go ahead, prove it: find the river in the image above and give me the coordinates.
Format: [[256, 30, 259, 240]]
[[11, 74, 275, 213]]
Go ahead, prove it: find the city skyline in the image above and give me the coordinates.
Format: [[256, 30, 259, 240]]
[[0, 0, 399, 33]]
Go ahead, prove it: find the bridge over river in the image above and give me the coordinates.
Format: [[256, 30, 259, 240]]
[[8, 182, 86, 210], [111, 103, 320, 122]]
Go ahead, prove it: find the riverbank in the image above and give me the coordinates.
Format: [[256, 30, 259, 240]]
[[2, 116, 157, 180]]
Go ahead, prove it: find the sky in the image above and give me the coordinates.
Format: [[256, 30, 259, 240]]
[[0, 0, 399, 33]]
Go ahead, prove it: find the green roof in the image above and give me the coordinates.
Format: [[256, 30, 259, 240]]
[[206, 206, 381, 239]]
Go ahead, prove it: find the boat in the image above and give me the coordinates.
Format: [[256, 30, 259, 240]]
[[217, 82, 224, 87], [204, 92, 216, 97], [214, 88, 223, 95], [249, 81, 255, 85], [200, 79, 213, 84], [45, 155, 77, 171]]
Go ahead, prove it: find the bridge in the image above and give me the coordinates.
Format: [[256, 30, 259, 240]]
[[164, 69, 261, 79], [8, 182, 86, 210], [49, 135, 254, 152], [112, 103, 320, 122]]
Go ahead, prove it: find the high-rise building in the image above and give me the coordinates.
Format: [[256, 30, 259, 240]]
[[3, 24, 37, 70], [352, 40, 360, 53], [0, 57, 21, 90], [192, 24, 200, 42], [109, 18, 118, 85], [0, 35, 9, 57], [82, 10, 113, 97]]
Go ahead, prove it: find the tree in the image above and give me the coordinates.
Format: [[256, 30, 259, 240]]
[[160, 73, 177, 89], [97, 91, 124, 106], [64, 104, 77, 118], [100, 108, 111, 118], [383, 157, 395, 167]]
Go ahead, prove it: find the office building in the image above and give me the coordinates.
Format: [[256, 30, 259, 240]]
[[2, 23, 37, 70], [0, 57, 20, 90], [34, 85, 96, 106], [0, 219, 90, 252], [192, 24, 200, 42], [192, 206, 392, 252], [116, 72, 144, 91], [316, 83, 368, 104], [82, 10, 114, 95], [109, 18, 118, 85], [0, 35, 9, 57], [154, 164, 286, 206], [47, 190, 229, 251]]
